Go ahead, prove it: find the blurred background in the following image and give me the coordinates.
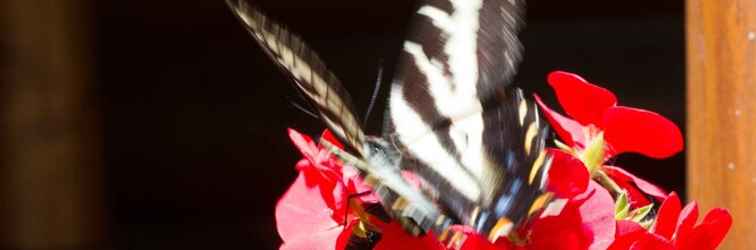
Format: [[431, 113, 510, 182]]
[[2, 0, 685, 249]]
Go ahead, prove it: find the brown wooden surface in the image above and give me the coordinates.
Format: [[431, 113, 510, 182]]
[[687, 0, 756, 249], [1, 0, 103, 249]]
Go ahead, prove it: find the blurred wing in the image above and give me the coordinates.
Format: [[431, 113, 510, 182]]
[[227, 0, 365, 155], [387, 0, 549, 238], [391, 0, 524, 126], [227, 0, 449, 236]]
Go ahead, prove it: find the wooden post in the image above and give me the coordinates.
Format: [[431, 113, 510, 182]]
[[687, 0, 756, 249], [1, 0, 104, 249]]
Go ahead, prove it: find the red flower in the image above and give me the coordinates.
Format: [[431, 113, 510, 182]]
[[277, 126, 730, 250], [497, 180, 613, 250], [608, 193, 732, 250], [277, 129, 375, 250], [281, 129, 527, 250], [535, 71, 682, 208], [535, 71, 683, 159]]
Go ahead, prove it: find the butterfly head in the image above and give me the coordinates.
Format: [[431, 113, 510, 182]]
[[362, 136, 401, 171]]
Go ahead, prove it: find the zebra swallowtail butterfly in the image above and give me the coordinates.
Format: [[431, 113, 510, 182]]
[[227, 0, 552, 242]]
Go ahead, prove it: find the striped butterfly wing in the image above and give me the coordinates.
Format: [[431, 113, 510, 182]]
[[226, 0, 446, 232], [387, 0, 551, 239], [226, 0, 365, 155], [227, 0, 550, 242]]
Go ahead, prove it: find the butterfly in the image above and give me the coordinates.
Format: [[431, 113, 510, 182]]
[[226, 0, 552, 243]]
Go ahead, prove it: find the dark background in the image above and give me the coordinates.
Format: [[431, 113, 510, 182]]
[[96, 1, 685, 249]]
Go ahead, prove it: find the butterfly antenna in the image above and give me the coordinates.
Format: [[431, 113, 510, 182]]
[[288, 85, 319, 119], [363, 63, 384, 127], [290, 101, 319, 119]]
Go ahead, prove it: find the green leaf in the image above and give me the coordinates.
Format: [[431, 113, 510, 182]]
[[629, 204, 654, 223], [615, 191, 629, 220]]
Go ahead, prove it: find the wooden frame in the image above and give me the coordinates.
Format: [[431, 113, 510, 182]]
[[1, 0, 103, 249], [687, 0, 756, 249]]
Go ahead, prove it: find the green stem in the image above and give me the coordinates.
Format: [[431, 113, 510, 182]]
[[595, 169, 624, 195]]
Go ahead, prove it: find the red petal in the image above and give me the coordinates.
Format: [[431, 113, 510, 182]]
[[579, 181, 617, 250], [673, 202, 698, 248], [616, 220, 646, 237], [373, 222, 444, 250], [289, 129, 358, 220], [602, 106, 683, 158], [279, 226, 346, 250], [294, 156, 347, 220], [436, 225, 517, 250], [321, 129, 344, 149], [530, 181, 616, 250], [676, 232, 716, 250], [652, 192, 682, 240], [535, 94, 586, 147], [686, 208, 732, 249], [546, 149, 590, 198], [633, 234, 675, 250], [446, 226, 504, 250], [288, 128, 319, 162], [529, 206, 591, 250], [547, 71, 617, 126], [603, 166, 668, 207], [530, 226, 589, 250], [608, 220, 648, 250], [276, 173, 343, 244], [676, 211, 731, 250], [609, 222, 679, 250], [620, 182, 652, 209]]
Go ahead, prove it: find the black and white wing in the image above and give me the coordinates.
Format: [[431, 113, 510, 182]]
[[227, 0, 551, 242], [226, 0, 446, 235], [226, 0, 365, 155], [387, 0, 551, 239]]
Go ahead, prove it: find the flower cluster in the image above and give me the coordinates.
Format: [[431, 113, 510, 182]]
[[274, 71, 732, 250]]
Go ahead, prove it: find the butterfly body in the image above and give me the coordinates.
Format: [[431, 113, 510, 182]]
[[227, 0, 551, 242]]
